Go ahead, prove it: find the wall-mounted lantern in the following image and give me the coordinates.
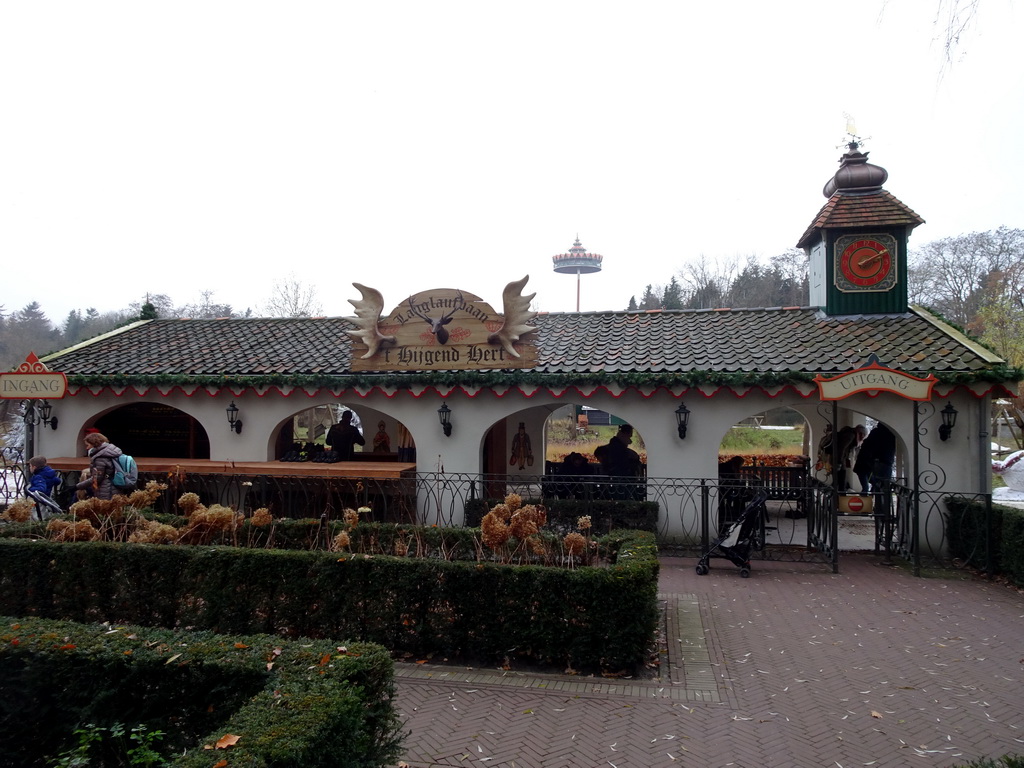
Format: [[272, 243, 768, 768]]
[[437, 402, 453, 437], [23, 400, 58, 430], [938, 402, 958, 441], [226, 401, 243, 434], [675, 402, 690, 440]]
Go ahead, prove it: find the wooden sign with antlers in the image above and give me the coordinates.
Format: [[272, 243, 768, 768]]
[[347, 277, 538, 371]]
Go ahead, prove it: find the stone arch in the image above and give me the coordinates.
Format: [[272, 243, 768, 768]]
[[479, 402, 648, 479], [715, 403, 810, 470], [92, 402, 211, 459], [824, 406, 906, 493], [269, 402, 415, 462]]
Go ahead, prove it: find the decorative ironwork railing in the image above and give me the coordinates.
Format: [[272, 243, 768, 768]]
[[0, 457, 996, 577], [0, 447, 26, 505]]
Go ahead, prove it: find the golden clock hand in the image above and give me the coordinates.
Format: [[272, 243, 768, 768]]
[[857, 249, 888, 269]]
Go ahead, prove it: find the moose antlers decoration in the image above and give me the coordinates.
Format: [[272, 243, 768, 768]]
[[346, 283, 397, 359], [488, 275, 537, 359], [346, 277, 539, 371], [406, 291, 465, 345]]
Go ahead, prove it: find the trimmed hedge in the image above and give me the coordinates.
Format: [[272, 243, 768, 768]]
[[945, 497, 1024, 586], [0, 616, 402, 768], [951, 757, 1024, 768], [0, 528, 659, 671]]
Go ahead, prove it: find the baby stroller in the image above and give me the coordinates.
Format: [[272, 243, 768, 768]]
[[696, 488, 768, 578], [27, 489, 64, 521]]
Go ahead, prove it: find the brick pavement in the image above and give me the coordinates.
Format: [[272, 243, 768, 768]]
[[390, 554, 1024, 768]]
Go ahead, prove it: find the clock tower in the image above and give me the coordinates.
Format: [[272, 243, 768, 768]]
[[797, 141, 924, 315]]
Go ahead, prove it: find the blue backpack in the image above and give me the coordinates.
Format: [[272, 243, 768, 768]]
[[111, 454, 139, 489]]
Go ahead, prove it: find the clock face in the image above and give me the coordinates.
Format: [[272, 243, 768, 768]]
[[835, 234, 898, 292]]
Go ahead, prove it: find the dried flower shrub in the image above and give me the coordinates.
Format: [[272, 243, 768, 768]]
[[177, 492, 203, 515], [563, 532, 586, 556], [332, 530, 351, 551], [343, 508, 360, 527], [47, 518, 101, 542], [125, 481, 169, 509], [510, 504, 547, 540], [250, 507, 272, 527], [69, 497, 121, 527], [480, 509, 511, 550], [128, 520, 180, 545], [2, 499, 34, 523], [179, 503, 243, 545], [480, 494, 551, 563]]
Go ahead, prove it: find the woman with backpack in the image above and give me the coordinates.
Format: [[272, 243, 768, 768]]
[[74, 432, 124, 500]]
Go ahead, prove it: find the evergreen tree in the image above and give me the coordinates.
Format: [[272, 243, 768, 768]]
[[661, 277, 684, 310], [638, 285, 662, 310], [1, 302, 57, 370], [627, 296, 638, 311]]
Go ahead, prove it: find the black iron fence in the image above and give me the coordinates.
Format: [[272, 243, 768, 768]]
[[0, 451, 997, 577], [0, 447, 25, 504]]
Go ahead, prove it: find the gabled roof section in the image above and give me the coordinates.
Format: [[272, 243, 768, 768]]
[[796, 190, 925, 249], [40, 308, 1018, 390]]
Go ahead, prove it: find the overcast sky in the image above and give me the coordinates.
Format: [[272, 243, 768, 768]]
[[2, 1, 1022, 326]]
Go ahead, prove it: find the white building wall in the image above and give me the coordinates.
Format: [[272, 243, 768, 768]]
[[32, 384, 991, 550]]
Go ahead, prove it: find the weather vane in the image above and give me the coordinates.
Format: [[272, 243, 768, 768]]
[[839, 113, 870, 151]]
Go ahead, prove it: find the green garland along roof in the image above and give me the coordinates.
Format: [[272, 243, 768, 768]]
[[66, 365, 1024, 392]]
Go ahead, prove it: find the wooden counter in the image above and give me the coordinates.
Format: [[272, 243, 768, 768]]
[[47, 458, 416, 480]]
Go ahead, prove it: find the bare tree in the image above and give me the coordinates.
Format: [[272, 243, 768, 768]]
[[262, 275, 323, 318], [909, 227, 1024, 329], [678, 256, 734, 309], [934, 0, 982, 64]]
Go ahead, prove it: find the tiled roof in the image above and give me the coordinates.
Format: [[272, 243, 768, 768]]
[[46, 317, 355, 376], [42, 307, 1008, 382], [796, 191, 925, 249]]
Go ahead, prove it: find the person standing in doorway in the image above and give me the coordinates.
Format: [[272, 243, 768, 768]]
[[855, 424, 896, 493], [602, 424, 642, 478], [326, 411, 365, 460], [836, 424, 867, 493]]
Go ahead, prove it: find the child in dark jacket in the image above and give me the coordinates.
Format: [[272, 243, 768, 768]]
[[28, 456, 61, 497]]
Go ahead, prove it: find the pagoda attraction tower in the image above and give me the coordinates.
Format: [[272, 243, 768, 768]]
[[552, 236, 603, 312]]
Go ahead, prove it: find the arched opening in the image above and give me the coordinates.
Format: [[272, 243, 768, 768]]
[[271, 404, 414, 463], [811, 412, 903, 495], [543, 404, 647, 473], [718, 406, 808, 470], [94, 403, 210, 459], [714, 406, 812, 550]]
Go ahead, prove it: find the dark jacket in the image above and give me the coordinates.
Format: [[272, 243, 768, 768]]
[[603, 436, 642, 477], [326, 423, 365, 460], [75, 442, 124, 500], [853, 425, 897, 476], [29, 465, 61, 497]]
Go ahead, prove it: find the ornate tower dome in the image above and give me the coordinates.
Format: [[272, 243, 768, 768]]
[[822, 141, 889, 197]]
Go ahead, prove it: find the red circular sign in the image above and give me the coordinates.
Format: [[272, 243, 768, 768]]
[[847, 497, 864, 512]]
